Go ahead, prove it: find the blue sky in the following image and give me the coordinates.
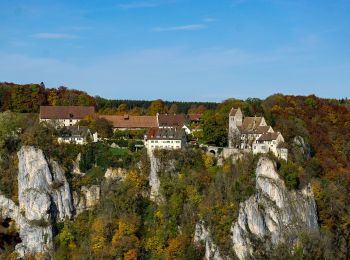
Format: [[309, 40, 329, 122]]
[[0, 0, 349, 101]]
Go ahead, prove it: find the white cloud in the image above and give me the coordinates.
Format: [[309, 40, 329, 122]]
[[32, 33, 78, 39], [118, 1, 158, 9], [152, 24, 206, 32]]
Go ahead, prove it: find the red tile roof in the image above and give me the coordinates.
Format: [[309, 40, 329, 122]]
[[188, 114, 202, 121], [40, 106, 95, 119], [146, 127, 185, 140], [100, 115, 157, 129], [158, 114, 187, 127]]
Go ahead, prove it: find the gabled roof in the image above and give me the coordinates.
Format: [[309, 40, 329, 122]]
[[158, 114, 187, 127], [100, 115, 157, 129], [40, 106, 95, 120], [239, 125, 272, 135], [229, 108, 241, 117], [146, 127, 185, 140], [242, 117, 264, 130], [257, 132, 281, 141]]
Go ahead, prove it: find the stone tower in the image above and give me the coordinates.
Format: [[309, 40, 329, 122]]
[[228, 108, 243, 148]]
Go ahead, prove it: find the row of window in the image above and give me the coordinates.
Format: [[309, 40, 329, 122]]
[[150, 145, 181, 149], [150, 140, 181, 144]]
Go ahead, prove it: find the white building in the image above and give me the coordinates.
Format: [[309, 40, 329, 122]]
[[229, 107, 288, 160], [57, 126, 98, 145], [40, 106, 95, 127], [253, 132, 288, 160], [157, 113, 192, 134], [144, 127, 187, 153]]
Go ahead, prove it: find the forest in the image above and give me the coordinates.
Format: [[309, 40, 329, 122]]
[[0, 83, 349, 258], [0, 82, 217, 115]]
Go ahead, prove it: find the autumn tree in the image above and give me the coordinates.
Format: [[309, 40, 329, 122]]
[[147, 99, 167, 115]]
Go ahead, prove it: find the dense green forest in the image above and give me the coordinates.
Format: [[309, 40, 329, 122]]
[[0, 82, 218, 115], [0, 83, 350, 258]]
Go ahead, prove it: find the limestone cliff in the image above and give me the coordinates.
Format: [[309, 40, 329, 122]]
[[0, 146, 92, 257], [194, 221, 224, 260], [231, 157, 318, 259], [104, 167, 127, 181], [149, 155, 161, 201], [193, 157, 318, 260], [73, 185, 100, 215], [0, 146, 75, 257]]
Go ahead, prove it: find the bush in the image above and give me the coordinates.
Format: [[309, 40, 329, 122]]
[[278, 161, 300, 190]]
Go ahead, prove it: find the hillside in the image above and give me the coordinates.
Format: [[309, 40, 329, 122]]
[[0, 84, 349, 259]]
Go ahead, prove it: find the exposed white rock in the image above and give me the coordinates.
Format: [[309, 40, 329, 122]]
[[194, 221, 224, 260], [50, 160, 74, 220], [149, 155, 161, 202], [105, 167, 127, 181], [293, 136, 311, 159], [17, 146, 74, 222], [72, 153, 85, 176], [0, 146, 77, 257], [0, 146, 102, 257], [0, 194, 53, 258], [21, 189, 51, 222], [231, 157, 318, 259], [73, 185, 101, 215]]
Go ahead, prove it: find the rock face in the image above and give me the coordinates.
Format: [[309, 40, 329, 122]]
[[293, 136, 311, 159], [104, 167, 127, 181], [0, 146, 75, 257], [194, 221, 224, 260], [231, 157, 318, 259], [73, 185, 100, 215], [72, 153, 85, 175], [0, 194, 52, 257], [149, 155, 161, 201], [17, 147, 74, 222], [0, 146, 102, 257]]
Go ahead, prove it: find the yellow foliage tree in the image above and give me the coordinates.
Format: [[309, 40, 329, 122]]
[[202, 154, 215, 169]]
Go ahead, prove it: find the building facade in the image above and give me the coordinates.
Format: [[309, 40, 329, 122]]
[[228, 107, 288, 160], [40, 106, 95, 127], [144, 127, 187, 153], [57, 126, 98, 145]]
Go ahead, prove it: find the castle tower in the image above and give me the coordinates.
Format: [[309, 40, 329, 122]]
[[228, 108, 243, 148]]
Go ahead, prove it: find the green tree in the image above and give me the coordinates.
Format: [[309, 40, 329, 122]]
[[201, 110, 227, 146], [147, 100, 167, 115]]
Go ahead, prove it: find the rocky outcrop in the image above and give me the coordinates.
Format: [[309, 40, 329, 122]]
[[50, 160, 74, 220], [0, 194, 52, 257], [149, 155, 161, 201], [231, 157, 318, 259], [72, 153, 85, 176], [73, 185, 100, 215], [17, 147, 74, 222], [104, 167, 127, 181], [194, 221, 224, 260], [293, 136, 311, 159], [0, 146, 77, 257]]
